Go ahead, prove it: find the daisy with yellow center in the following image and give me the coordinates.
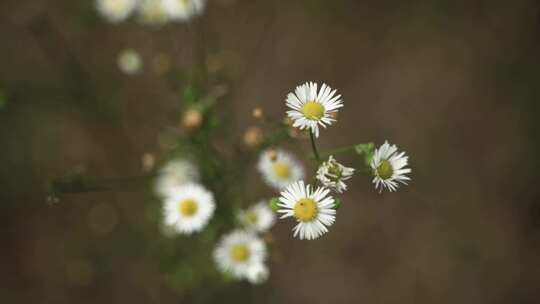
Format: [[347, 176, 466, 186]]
[[257, 149, 304, 190], [286, 82, 344, 138], [238, 200, 276, 233], [213, 230, 268, 281], [371, 141, 411, 192], [96, 0, 139, 23], [162, 0, 206, 21], [277, 181, 336, 240], [163, 183, 215, 234]]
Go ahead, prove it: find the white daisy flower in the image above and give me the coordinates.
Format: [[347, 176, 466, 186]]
[[371, 141, 411, 192], [257, 149, 304, 191], [154, 159, 200, 198], [96, 0, 139, 23], [237, 200, 276, 233], [214, 230, 267, 281], [246, 263, 269, 284], [117, 49, 142, 75], [286, 81, 344, 138], [277, 180, 336, 240], [137, 0, 169, 25], [162, 183, 215, 234], [162, 0, 206, 22], [316, 155, 355, 193]]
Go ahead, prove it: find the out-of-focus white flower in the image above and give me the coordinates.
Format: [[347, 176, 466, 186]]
[[162, 183, 215, 234], [155, 159, 199, 198], [96, 0, 139, 23], [214, 230, 267, 281], [246, 263, 269, 284], [371, 141, 411, 192], [162, 0, 206, 22], [137, 0, 169, 25], [316, 155, 355, 193], [286, 82, 343, 138], [277, 180, 336, 240], [238, 200, 276, 233], [117, 49, 142, 75], [257, 149, 304, 191]]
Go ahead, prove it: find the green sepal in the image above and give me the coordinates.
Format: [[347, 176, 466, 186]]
[[333, 197, 342, 210], [269, 197, 280, 212]]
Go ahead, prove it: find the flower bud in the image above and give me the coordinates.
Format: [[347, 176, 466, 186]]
[[141, 153, 156, 172], [182, 109, 203, 130], [252, 107, 264, 120], [243, 127, 263, 148]]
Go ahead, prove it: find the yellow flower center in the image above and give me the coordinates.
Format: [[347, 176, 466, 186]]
[[245, 211, 258, 224], [328, 164, 342, 178], [272, 162, 290, 179], [178, 199, 198, 217], [230, 244, 250, 262], [293, 198, 319, 222], [377, 160, 394, 180], [302, 101, 325, 120]]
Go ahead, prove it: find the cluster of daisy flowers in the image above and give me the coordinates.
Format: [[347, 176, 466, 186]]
[[155, 158, 276, 284], [152, 81, 411, 286], [214, 201, 276, 284], [259, 81, 412, 240], [95, 0, 206, 25]]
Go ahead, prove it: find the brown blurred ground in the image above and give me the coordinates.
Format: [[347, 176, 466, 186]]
[[1, 0, 540, 303]]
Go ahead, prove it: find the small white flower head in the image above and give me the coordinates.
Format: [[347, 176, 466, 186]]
[[371, 141, 411, 192], [162, 0, 206, 22], [257, 149, 304, 191], [286, 81, 344, 138], [137, 0, 169, 25], [214, 230, 267, 281], [277, 180, 336, 240], [237, 200, 276, 233], [316, 155, 355, 193], [155, 159, 200, 197], [162, 183, 215, 234], [246, 263, 269, 284], [117, 49, 142, 75], [96, 0, 139, 23]]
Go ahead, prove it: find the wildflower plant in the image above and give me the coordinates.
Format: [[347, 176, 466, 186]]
[[48, 0, 413, 293]]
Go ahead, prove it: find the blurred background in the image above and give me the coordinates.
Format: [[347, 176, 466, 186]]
[[1, 0, 540, 303]]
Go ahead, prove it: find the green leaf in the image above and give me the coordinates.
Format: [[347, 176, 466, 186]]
[[182, 85, 200, 105], [355, 143, 375, 166], [354, 142, 374, 155]]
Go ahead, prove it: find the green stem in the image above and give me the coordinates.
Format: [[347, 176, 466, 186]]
[[309, 131, 321, 163]]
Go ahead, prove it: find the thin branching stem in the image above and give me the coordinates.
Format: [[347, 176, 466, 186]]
[[310, 131, 322, 164]]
